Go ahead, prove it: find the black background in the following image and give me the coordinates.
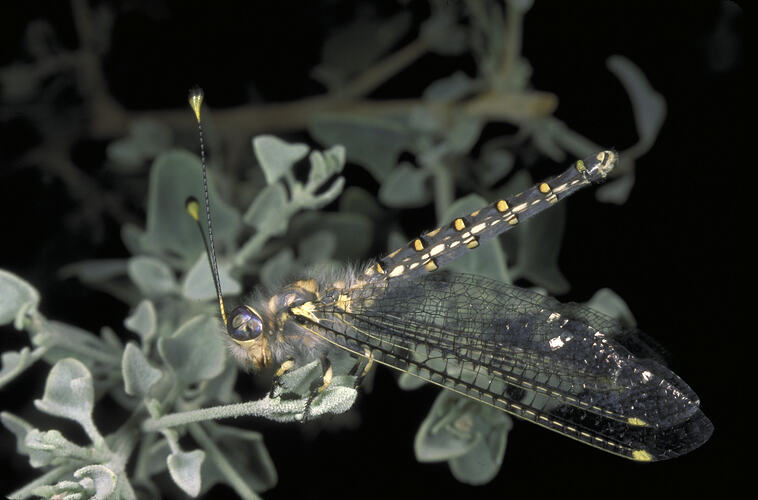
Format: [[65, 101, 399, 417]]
[[0, 1, 744, 498]]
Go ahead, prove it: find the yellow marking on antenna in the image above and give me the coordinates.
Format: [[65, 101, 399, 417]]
[[496, 200, 509, 212], [413, 239, 425, 251], [188, 87, 204, 122], [453, 218, 466, 231], [539, 182, 551, 194], [426, 227, 441, 238], [470, 209, 480, 217], [575, 159, 587, 173], [186, 197, 200, 221], [466, 239, 479, 249], [425, 260, 438, 272], [375, 262, 385, 274]]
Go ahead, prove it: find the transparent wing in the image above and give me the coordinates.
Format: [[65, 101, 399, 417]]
[[309, 272, 713, 461]]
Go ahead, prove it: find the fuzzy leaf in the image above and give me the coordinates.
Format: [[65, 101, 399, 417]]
[[446, 117, 483, 155], [297, 230, 337, 266], [158, 316, 225, 386], [168, 450, 205, 497], [107, 119, 173, 169], [201, 423, 277, 495], [421, 9, 467, 55], [127, 256, 177, 297], [140, 150, 240, 266], [306, 146, 346, 191], [41, 321, 117, 368], [58, 259, 128, 284], [122, 343, 162, 398], [300, 176, 345, 210], [253, 135, 309, 185], [586, 288, 636, 326], [313, 10, 411, 88], [289, 212, 373, 261], [476, 147, 514, 187], [124, 300, 157, 344], [607, 55, 666, 151], [415, 391, 511, 485], [0, 269, 40, 326], [74, 465, 118, 500], [339, 186, 384, 219], [260, 249, 296, 290], [423, 71, 476, 101], [596, 168, 636, 205], [182, 256, 241, 301], [511, 202, 569, 294], [1, 411, 35, 455], [0, 348, 33, 388], [34, 359, 94, 425], [242, 184, 289, 236], [309, 114, 408, 181], [25, 428, 100, 468], [25, 429, 72, 468], [448, 420, 509, 485], [378, 163, 431, 208]]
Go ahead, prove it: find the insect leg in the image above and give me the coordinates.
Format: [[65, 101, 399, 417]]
[[353, 348, 374, 389], [269, 358, 296, 398], [301, 356, 333, 421]]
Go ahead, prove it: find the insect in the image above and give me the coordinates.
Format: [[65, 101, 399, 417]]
[[186, 87, 712, 462]]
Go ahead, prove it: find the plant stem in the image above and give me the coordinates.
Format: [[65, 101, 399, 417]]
[[188, 423, 261, 500]]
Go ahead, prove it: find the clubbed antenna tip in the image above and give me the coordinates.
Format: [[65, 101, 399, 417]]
[[188, 86, 204, 122]]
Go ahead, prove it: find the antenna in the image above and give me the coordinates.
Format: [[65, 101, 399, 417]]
[[185, 86, 228, 327]]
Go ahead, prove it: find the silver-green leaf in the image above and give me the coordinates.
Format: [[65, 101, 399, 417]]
[[242, 184, 289, 236], [123, 300, 157, 344], [127, 256, 177, 297], [158, 316, 225, 386], [0, 348, 34, 388], [0, 268, 40, 327], [140, 150, 240, 266], [73, 465, 118, 500], [378, 163, 431, 208], [182, 256, 241, 301], [122, 343, 162, 398], [167, 449, 205, 497], [253, 135, 309, 185], [34, 358, 94, 426], [0, 411, 35, 455]]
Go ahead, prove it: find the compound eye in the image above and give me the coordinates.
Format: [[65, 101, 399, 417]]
[[228, 305, 263, 342]]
